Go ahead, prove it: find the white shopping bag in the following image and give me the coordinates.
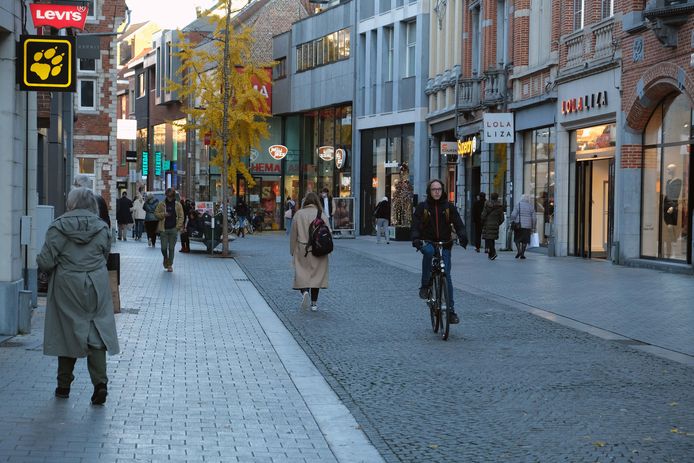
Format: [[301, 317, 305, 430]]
[[529, 232, 540, 248]]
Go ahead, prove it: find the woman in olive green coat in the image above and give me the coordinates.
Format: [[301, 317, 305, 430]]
[[37, 188, 120, 405], [481, 192, 505, 260]]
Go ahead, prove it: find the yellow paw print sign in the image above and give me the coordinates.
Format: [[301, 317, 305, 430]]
[[18, 35, 75, 92]]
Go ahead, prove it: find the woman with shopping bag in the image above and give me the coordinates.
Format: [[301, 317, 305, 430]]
[[510, 194, 537, 259]]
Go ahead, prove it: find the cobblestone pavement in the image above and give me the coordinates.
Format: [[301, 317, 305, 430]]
[[235, 233, 694, 463], [0, 239, 381, 463]]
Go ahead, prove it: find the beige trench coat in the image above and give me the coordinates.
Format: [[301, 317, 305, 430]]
[[290, 205, 330, 289]]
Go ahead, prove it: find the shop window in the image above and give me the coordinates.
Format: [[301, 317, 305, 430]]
[[641, 93, 692, 261], [523, 127, 556, 245]]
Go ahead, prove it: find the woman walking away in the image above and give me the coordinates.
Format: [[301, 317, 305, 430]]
[[290, 192, 331, 312], [37, 188, 120, 405], [143, 193, 159, 247], [131, 193, 146, 240], [373, 196, 391, 244], [481, 192, 504, 260], [511, 194, 537, 259]]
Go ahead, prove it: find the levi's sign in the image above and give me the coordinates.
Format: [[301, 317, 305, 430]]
[[29, 4, 88, 30], [483, 113, 514, 143]]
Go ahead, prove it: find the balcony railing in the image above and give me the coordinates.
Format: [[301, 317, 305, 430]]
[[482, 69, 506, 105], [592, 17, 615, 60], [457, 77, 480, 111], [565, 33, 586, 69]]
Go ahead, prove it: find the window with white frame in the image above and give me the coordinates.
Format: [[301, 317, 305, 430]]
[[78, 79, 97, 110], [601, 0, 613, 19], [573, 0, 584, 30], [136, 72, 145, 98], [404, 21, 416, 78], [471, 3, 481, 75], [386, 27, 394, 81], [496, 0, 509, 66]]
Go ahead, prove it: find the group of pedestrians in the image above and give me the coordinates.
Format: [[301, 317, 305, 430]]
[[471, 192, 537, 260]]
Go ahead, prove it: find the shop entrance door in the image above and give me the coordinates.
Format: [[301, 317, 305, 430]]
[[574, 158, 614, 259]]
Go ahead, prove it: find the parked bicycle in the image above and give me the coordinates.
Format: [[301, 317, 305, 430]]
[[419, 239, 456, 340]]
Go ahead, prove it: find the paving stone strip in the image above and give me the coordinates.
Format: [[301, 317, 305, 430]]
[[235, 234, 694, 463]]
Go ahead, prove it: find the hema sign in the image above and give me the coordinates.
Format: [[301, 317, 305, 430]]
[[483, 113, 514, 143]]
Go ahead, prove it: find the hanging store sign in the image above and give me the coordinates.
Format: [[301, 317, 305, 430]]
[[335, 148, 347, 169], [141, 151, 149, 176], [384, 161, 399, 168], [154, 151, 162, 176], [318, 146, 334, 161], [17, 35, 76, 92], [268, 144, 288, 160], [29, 4, 89, 30], [561, 90, 609, 115], [483, 113, 514, 143], [116, 119, 137, 140], [440, 141, 458, 156], [125, 150, 137, 163], [457, 136, 478, 157]]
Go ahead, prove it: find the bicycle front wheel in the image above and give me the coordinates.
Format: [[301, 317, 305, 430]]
[[438, 276, 450, 341], [429, 278, 439, 333]]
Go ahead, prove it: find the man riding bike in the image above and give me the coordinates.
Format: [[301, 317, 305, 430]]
[[411, 179, 468, 324]]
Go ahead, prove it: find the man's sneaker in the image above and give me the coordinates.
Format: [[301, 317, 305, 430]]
[[300, 292, 310, 310], [449, 310, 460, 324], [310, 303, 318, 312], [54, 387, 70, 399], [419, 287, 430, 300]]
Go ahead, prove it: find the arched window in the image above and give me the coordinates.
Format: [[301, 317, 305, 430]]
[[641, 93, 693, 261]]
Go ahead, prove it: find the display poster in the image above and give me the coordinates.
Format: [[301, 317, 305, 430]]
[[332, 197, 355, 231]]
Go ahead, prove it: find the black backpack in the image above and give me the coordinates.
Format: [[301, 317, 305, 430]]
[[305, 209, 333, 257]]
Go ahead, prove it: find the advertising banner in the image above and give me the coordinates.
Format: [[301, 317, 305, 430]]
[[17, 35, 76, 92]]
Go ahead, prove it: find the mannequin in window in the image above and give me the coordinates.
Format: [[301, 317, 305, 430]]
[[663, 163, 682, 258]]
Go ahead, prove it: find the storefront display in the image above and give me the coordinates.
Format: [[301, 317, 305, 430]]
[[522, 127, 555, 245], [641, 93, 692, 262]]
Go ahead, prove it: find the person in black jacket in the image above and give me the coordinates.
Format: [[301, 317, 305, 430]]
[[116, 192, 133, 241], [411, 179, 468, 324], [471, 192, 486, 252]]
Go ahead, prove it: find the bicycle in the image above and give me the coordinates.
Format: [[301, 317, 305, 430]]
[[419, 239, 456, 341]]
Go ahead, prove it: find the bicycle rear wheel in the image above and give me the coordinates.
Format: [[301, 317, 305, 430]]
[[428, 279, 439, 333], [438, 276, 450, 341]]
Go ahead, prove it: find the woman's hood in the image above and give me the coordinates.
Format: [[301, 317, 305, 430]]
[[52, 210, 108, 244]]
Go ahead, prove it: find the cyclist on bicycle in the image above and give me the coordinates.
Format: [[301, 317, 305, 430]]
[[411, 179, 468, 324]]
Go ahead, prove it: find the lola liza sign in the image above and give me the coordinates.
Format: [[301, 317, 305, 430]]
[[483, 113, 514, 143]]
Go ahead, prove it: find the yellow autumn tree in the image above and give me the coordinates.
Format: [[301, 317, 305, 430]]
[[170, 1, 272, 254]]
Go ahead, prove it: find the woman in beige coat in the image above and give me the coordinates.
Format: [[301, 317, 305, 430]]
[[290, 192, 330, 311]]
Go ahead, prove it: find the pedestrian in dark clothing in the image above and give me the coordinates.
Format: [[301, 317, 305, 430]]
[[116, 192, 133, 241], [481, 192, 504, 260], [143, 194, 160, 247], [235, 199, 249, 238], [179, 200, 191, 253], [73, 174, 111, 228], [471, 192, 486, 252], [373, 197, 391, 244]]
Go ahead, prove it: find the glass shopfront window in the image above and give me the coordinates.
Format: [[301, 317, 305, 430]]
[[641, 93, 693, 262], [523, 127, 556, 245], [361, 124, 414, 234]]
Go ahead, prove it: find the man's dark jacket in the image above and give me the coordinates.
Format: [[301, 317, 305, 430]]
[[411, 195, 467, 249]]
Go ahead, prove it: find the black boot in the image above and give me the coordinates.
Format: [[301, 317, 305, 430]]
[[91, 383, 108, 405]]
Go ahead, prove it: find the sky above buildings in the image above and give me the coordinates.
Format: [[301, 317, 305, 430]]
[[128, 0, 200, 29]]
